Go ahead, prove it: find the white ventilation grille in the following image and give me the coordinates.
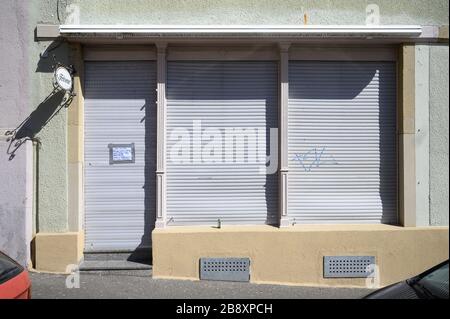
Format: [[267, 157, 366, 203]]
[[324, 256, 376, 278], [200, 258, 250, 282]]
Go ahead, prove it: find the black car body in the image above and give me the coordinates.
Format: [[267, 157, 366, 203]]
[[364, 260, 449, 299]]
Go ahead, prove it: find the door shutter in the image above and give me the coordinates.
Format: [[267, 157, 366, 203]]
[[288, 61, 397, 224], [84, 61, 157, 251], [166, 61, 278, 225]]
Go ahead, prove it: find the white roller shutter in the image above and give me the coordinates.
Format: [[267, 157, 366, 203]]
[[288, 61, 397, 224], [166, 61, 278, 225], [84, 61, 157, 251]]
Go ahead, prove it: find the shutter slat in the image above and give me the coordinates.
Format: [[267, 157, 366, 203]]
[[166, 61, 278, 226], [84, 61, 157, 251], [288, 61, 398, 224]]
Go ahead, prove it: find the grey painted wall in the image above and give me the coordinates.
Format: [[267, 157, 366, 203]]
[[430, 45, 449, 226], [30, 0, 70, 233], [0, 0, 32, 266], [1, 0, 70, 266]]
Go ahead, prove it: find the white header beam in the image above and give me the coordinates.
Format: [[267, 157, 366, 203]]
[[59, 25, 422, 38]]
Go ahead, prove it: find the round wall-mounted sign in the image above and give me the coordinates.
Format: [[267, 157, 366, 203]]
[[55, 66, 73, 91]]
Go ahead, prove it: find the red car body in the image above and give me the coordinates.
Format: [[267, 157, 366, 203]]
[[0, 251, 31, 299]]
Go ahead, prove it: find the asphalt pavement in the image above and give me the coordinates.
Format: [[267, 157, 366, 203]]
[[29, 270, 373, 299]]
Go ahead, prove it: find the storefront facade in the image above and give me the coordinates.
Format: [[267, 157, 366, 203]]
[[1, 0, 449, 287]]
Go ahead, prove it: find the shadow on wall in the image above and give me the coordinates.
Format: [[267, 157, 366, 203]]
[[5, 39, 73, 161], [5, 89, 69, 160]]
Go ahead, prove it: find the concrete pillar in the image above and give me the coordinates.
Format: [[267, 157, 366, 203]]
[[415, 45, 430, 226], [398, 44, 417, 227], [68, 42, 84, 232], [155, 42, 167, 228], [279, 43, 291, 227]]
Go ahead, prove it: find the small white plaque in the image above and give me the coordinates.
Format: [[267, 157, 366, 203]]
[[112, 147, 132, 162], [108, 143, 135, 164]]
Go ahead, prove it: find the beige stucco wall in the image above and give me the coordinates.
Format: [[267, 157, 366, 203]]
[[34, 232, 84, 273], [153, 225, 449, 287]]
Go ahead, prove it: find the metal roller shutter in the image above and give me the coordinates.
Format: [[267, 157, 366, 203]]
[[166, 61, 278, 225], [288, 61, 397, 224], [84, 61, 157, 251]]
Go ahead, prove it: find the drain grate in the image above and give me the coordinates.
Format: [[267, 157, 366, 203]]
[[324, 256, 376, 278], [200, 258, 250, 282]]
